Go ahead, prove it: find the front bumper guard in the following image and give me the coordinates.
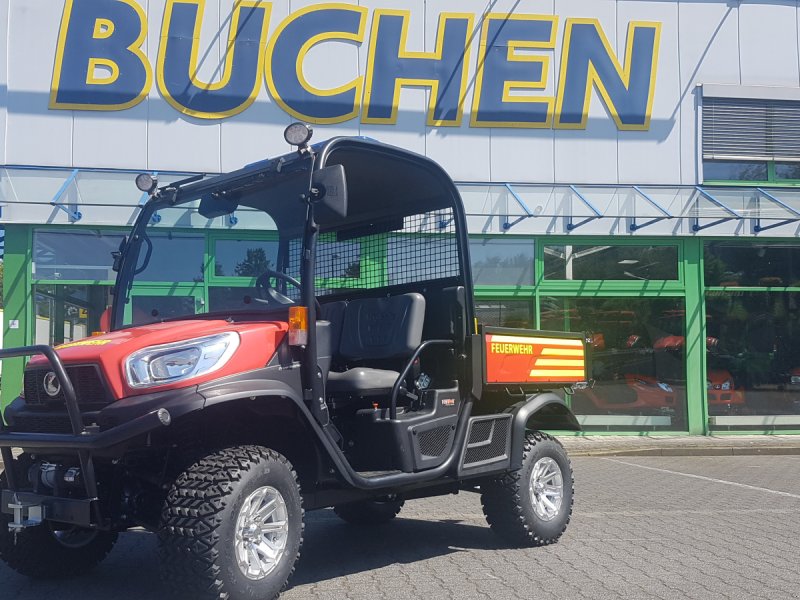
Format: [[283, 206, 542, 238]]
[[0, 345, 172, 529]]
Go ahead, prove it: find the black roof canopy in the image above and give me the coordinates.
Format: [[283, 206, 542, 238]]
[[160, 137, 461, 238]]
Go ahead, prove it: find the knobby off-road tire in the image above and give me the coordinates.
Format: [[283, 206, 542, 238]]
[[481, 431, 574, 547], [158, 446, 303, 600], [333, 498, 404, 526], [0, 472, 117, 579]]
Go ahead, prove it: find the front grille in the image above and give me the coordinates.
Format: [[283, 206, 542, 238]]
[[24, 366, 111, 408], [8, 413, 99, 434], [462, 415, 512, 469]]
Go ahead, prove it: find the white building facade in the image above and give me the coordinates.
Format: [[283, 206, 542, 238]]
[[3, 0, 800, 435]]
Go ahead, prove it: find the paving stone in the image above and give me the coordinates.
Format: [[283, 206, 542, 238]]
[[1, 455, 799, 599]]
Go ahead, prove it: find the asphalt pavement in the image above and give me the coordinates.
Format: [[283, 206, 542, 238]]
[[2, 453, 799, 599]]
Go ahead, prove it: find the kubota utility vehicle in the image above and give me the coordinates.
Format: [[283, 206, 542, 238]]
[[0, 126, 585, 600]]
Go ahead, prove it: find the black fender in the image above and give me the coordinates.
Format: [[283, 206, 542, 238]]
[[195, 368, 349, 475], [505, 393, 580, 470]]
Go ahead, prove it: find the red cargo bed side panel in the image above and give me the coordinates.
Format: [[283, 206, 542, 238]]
[[483, 327, 588, 386]]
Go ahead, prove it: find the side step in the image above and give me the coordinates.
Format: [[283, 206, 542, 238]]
[[350, 387, 460, 473], [457, 414, 513, 477]]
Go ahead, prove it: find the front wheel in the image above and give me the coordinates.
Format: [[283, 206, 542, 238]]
[[0, 471, 117, 579], [158, 446, 303, 600], [481, 431, 573, 547]]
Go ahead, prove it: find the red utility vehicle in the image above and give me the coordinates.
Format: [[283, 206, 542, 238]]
[[0, 127, 587, 600]]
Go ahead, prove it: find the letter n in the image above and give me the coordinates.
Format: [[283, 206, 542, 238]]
[[555, 20, 661, 130]]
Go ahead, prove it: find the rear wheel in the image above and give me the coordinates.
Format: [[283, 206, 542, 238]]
[[158, 445, 303, 600], [481, 431, 573, 547], [333, 497, 404, 526], [0, 473, 117, 579]]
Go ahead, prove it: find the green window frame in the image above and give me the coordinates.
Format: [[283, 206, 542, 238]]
[[704, 160, 800, 187]]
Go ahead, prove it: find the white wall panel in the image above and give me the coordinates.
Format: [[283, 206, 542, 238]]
[[553, 0, 618, 184], [358, 0, 427, 156], [424, 0, 490, 182], [677, 1, 740, 184], [617, 0, 680, 184], [146, 0, 221, 173], [0, 0, 9, 165], [73, 0, 149, 169], [5, 0, 73, 167], [221, 0, 291, 170], [487, 0, 556, 184], [739, 0, 799, 87]]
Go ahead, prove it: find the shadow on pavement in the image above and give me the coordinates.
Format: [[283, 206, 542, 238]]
[[292, 510, 502, 586], [0, 511, 504, 598]]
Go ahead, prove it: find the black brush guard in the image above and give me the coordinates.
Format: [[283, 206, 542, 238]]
[[0, 346, 172, 527]]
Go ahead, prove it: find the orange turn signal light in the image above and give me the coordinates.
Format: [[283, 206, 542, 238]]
[[288, 306, 309, 346]]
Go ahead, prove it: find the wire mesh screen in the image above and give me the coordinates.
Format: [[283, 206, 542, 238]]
[[287, 209, 460, 296]]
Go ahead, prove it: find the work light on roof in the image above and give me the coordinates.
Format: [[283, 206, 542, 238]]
[[284, 122, 313, 148], [135, 173, 158, 194]]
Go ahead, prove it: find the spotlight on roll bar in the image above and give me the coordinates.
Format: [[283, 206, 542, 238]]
[[284, 122, 313, 150], [135, 173, 158, 195]]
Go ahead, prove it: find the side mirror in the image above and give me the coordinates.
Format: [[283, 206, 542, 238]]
[[199, 194, 238, 219], [311, 165, 348, 224]]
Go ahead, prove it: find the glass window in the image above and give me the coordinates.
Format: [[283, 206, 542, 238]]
[[704, 242, 800, 287], [208, 286, 262, 312], [135, 234, 205, 283], [214, 239, 278, 278], [469, 238, 534, 286], [544, 245, 679, 281], [33, 284, 112, 345], [33, 230, 124, 281], [706, 292, 800, 423], [540, 297, 688, 431], [703, 160, 768, 181], [774, 162, 800, 180], [129, 294, 199, 326], [475, 300, 533, 329]]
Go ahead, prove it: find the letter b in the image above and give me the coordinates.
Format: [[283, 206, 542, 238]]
[[51, 0, 151, 110]]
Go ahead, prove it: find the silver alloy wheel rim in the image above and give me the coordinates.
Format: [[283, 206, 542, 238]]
[[234, 485, 290, 581], [529, 457, 564, 521]]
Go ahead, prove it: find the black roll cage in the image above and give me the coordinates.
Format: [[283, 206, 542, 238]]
[[111, 137, 477, 428]]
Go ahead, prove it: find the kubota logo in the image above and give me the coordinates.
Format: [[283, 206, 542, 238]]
[[43, 372, 62, 397]]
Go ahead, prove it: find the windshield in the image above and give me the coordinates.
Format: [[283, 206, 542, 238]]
[[119, 204, 290, 328], [111, 139, 467, 331]]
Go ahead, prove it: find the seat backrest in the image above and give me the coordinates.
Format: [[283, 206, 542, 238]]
[[339, 293, 426, 361], [320, 300, 347, 350]]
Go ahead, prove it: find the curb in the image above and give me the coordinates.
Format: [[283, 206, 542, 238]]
[[566, 446, 800, 457]]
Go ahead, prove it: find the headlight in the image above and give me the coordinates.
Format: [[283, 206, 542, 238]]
[[657, 382, 673, 393], [706, 380, 712, 389], [791, 376, 800, 385], [125, 332, 240, 389], [721, 380, 732, 391]]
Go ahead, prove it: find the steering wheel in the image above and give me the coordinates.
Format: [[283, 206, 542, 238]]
[[255, 268, 301, 306], [255, 269, 323, 315]]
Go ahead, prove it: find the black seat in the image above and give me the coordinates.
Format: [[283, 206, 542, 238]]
[[327, 293, 425, 397]]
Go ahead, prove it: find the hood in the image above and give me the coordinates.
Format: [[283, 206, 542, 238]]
[[28, 320, 289, 398]]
